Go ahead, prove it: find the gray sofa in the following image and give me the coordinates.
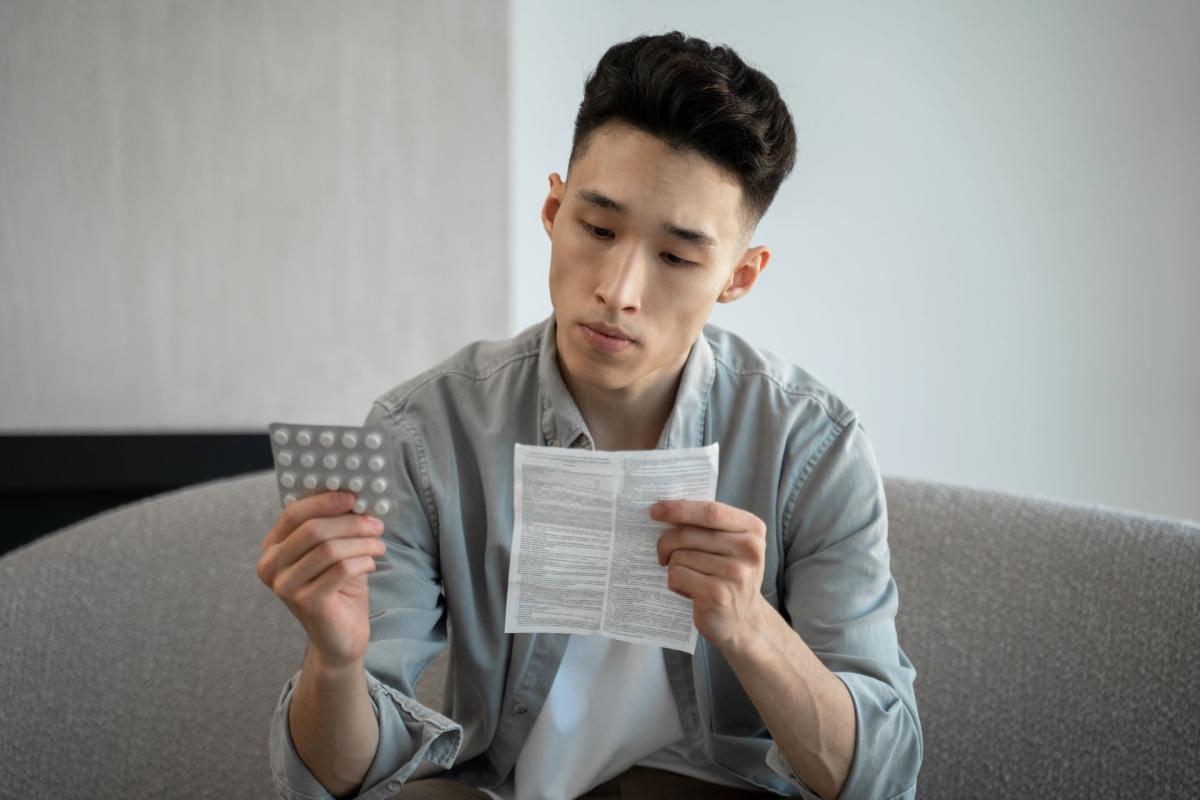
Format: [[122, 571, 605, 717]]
[[2, 469, 1198, 799]]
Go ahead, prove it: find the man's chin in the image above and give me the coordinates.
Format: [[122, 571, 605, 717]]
[[561, 349, 638, 391]]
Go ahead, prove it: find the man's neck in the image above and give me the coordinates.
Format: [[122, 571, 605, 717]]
[[557, 354, 688, 452]]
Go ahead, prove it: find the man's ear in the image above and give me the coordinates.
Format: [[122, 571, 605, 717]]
[[541, 173, 566, 239], [717, 245, 770, 303]]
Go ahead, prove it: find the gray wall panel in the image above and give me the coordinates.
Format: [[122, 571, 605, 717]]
[[0, 0, 510, 431]]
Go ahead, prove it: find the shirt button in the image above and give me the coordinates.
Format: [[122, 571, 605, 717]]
[[513, 701, 528, 715], [387, 780, 400, 790]]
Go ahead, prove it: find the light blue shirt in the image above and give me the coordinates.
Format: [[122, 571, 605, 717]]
[[270, 314, 923, 799]]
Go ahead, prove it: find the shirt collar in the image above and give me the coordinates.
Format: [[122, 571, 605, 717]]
[[537, 314, 715, 451]]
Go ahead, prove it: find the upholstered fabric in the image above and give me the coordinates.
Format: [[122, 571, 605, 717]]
[[885, 478, 1199, 797], [1, 470, 1196, 798]]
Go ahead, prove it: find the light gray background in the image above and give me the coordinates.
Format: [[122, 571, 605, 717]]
[[512, 0, 1200, 523], [2, 1, 1197, 523], [0, 0, 509, 431]]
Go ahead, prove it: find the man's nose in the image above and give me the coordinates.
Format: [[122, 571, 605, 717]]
[[594, 246, 647, 311]]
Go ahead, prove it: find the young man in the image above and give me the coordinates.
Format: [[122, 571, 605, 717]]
[[262, 31, 922, 800]]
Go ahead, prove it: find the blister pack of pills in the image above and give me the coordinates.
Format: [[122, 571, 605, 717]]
[[267, 422, 397, 523]]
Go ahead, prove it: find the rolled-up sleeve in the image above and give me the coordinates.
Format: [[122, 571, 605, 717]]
[[268, 402, 464, 800], [270, 668, 462, 800], [768, 416, 923, 800]]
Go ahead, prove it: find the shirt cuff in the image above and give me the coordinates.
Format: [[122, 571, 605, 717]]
[[767, 671, 919, 800], [765, 741, 827, 800], [269, 668, 464, 800]]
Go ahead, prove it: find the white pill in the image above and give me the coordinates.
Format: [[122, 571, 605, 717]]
[[296, 429, 312, 446], [280, 472, 296, 488], [345, 454, 361, 470], [303, 474, 319, 490], [323, 453, 339, 469], [341, 431, 359, 448], [353, 497, 368, 514], [284, 493, 298, 506], [319, 430, 336, 447], [373, 498, 390, 516], [371, 477, 387, 493], [300, 452, 315, 468], [365, 432, 383, 450], [277, 450, 293, 466], [368, 455, 385, 472], [325, 475, 342, 490], [273, 428, 290, 445], [348, 476, 364, 492]]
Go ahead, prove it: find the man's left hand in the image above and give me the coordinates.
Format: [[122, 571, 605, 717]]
[[652, 499, 768, 649]]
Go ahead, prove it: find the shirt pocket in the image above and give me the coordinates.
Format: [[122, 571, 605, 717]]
[[705, 588, 778, 737]]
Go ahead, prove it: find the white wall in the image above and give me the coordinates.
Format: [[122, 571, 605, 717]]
[[512, 1, 1200, 522], [0, 0, 509, 432]]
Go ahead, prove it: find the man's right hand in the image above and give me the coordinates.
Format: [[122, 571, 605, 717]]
[[257, 490, 387, 668]]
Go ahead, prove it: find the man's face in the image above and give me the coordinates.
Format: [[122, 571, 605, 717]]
[[542, 120, 769, 398]]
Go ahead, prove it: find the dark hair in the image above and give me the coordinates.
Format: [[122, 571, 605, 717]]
[[568, 30, 797, 233]]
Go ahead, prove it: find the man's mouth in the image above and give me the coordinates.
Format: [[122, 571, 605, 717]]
[[580, 322, 634, 354], [582, 321, 633, 341]]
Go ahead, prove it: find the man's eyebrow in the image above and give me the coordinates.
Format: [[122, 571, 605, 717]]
[[577, 188, 625, 213], [575, 188, 719, 250], [663, 222, 718, 250]]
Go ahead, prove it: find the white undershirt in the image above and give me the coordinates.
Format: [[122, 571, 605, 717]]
[[479, 633, 758, 800]]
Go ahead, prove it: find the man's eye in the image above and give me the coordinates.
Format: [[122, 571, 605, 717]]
[[662, 252, 697, 268], [583, 222, 613, 239]]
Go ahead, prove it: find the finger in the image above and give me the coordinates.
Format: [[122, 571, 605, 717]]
[[273, 535, 388, 599], [666, 548, 739, 581], [650, 500, 760, 533], [296, 555, 379, 606], [263, 490, 358, 553], [259, 511, 382, 587], [665, 562, 709, 600], [657, 524, 741, 565], [268, 512, 383, 583]]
